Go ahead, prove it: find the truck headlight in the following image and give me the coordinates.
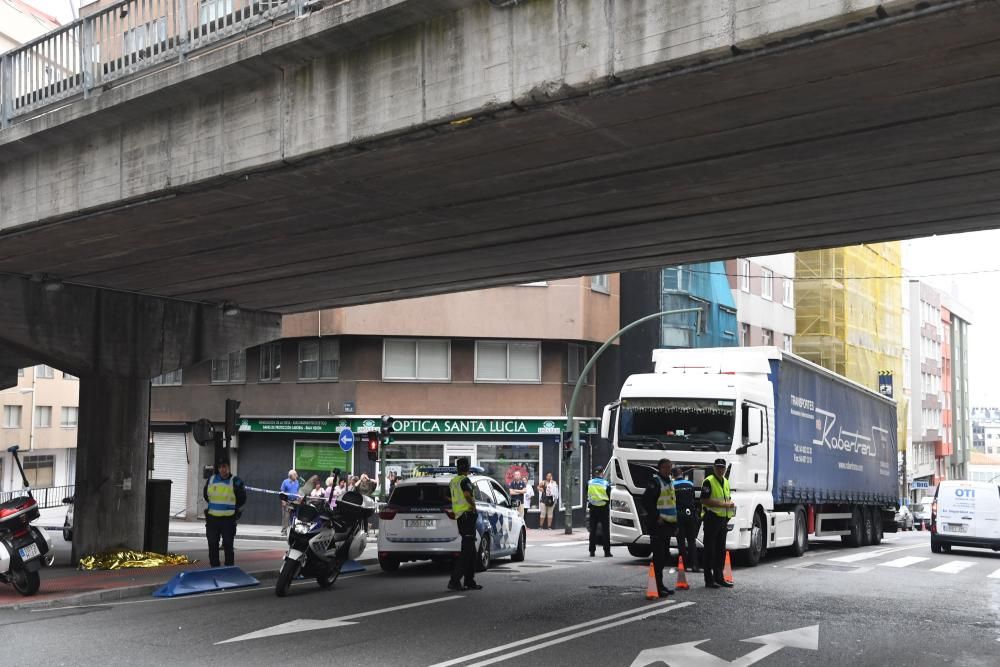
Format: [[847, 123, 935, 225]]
[[611, 499, 630, 512]]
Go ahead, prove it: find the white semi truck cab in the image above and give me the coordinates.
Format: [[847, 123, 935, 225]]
[[603, 347, 899, 565]]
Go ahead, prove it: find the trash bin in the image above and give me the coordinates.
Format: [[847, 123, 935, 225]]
[[145, 479, 172, 554]]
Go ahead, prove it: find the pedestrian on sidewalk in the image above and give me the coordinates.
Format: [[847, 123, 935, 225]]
[[673, 466, 700, 573], [642, 458, 676, 597], [204, 457, 246, 568], [447, 457, 482, 592], [508, 470, 527, 519], [701, 458, 736, 589], [587, 466, 612, 557], [280, 469, 299, 536], [538, 473, 559, 529]]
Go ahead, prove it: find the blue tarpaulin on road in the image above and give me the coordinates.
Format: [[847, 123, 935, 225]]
[[153, 566, 260, 598]]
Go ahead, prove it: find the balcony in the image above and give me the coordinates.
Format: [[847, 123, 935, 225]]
[[935, 440, 953, 458]]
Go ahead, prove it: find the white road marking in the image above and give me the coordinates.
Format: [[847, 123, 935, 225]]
[[989, 568, 1000, 579], [878, 556, 929, 568], [929, 560, 976, 574], [826, 543, 924, 563], [537, 540, 591, 548], [217, 595, 464, 644], [427, 600, 692, 667], [631, 624, 819, 667]]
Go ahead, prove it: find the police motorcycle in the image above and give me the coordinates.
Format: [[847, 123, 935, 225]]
[[275, 481, 376, 597], [0, 446, 55, 596]]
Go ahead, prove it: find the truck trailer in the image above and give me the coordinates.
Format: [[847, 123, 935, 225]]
[[604, 346, 899, 565]]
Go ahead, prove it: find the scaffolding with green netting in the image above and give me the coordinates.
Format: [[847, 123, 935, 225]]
[[793, 243, 907, 453]]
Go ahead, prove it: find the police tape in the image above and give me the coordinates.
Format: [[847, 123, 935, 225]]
[[244, 485, 305, 500]]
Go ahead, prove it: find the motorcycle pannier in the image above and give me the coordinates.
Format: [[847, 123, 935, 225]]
[[336, 491, 374, 520]]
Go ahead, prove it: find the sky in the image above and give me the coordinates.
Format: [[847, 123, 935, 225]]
[[20, 0, 79, 24], [902, 230, 1000, 407]]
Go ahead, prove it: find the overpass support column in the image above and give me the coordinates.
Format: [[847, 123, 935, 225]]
[[72, 374, 150, 563]]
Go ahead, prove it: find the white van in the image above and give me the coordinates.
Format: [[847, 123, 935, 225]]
[[931, 481, 1000, 554]]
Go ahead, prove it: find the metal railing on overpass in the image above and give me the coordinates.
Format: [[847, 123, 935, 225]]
[[0, 0, 324, 129], [0, 484, 75, 509]]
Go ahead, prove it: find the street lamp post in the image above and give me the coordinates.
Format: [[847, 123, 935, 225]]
[[561, 307, 703, 534]]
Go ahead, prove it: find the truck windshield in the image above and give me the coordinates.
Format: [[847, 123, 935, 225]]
[[617, 398, 735, 451]]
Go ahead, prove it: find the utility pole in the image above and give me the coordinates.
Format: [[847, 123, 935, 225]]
[[561, 307, 703, 534]]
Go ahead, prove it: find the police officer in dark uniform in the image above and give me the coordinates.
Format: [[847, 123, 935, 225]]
[[641, 458, 676, 597], [672, 466, 700, 573], [701, 458, 736, 588], [203, 457, 246, 568], [448, 457, 482, 592]]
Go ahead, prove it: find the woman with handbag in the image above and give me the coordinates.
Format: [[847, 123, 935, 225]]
[[538, 472, 559, 529]]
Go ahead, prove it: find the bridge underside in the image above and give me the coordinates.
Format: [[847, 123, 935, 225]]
[[3, 2, 1000, 312]]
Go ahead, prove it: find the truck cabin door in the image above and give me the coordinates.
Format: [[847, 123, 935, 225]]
[[740, 403, 768, 491]]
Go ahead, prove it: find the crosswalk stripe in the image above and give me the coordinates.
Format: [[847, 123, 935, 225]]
[[988, 568, 1000, 579], [930, 560, 976, 574], [879, 556, 929, 568], [828, 548, 895, 563]]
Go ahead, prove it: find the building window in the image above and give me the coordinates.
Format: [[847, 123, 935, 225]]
[[738, 259, 750, 292], [151, 369, 183, 386], [762, 329, 774, 346], [475, 341, 541, 383], [123, 17, 167, 57], [298, 339, 341, 381], [784, 334, 793, 352], [3, 405, 22, 429], [740, 323, 750, 347], [199, 0, 233, 26], [590, 275, 610, 294], [259, 342, 282, 382], [23, 455, 54, 487], [35, 365, 53, 379], [34, 406, 52, 428], [60, 407, 78, 428], [211, 350, 246, 384], [761, 268, 774, 301], [383, 339, 450, 381], [662, 267, 686, 292], [719, 306, 738, 341], [567, 344, 593, 385], [783, 278, 794, 307]]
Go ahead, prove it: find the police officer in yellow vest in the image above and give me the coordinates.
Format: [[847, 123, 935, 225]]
[[641, 458, 677, 596], [701, 458, 736, 589], [203, 457, 246, 568], [447, 458, 482, 592], [587, 466, 613, 558]]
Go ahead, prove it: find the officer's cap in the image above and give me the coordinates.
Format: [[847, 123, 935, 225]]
[[713, 458, 727, 467]]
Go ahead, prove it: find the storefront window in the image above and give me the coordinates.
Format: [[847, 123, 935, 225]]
[[477, 444, 541, 510], [383, 443, 445, 479], [293, 441, 351, 491]]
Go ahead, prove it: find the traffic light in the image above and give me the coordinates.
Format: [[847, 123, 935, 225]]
[[563, 432, 574, 460], [224, 398, 241, 443], [367, 431, 379, 462], [380, 415, 395, 447]]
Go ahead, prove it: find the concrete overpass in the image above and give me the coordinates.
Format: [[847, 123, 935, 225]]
[[3, 0, 1000, 556]]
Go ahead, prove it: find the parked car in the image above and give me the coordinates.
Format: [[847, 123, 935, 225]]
[[931, 480, 1000, 554], [894, 504, 913, 531], [62, 496, 73, 542], [912, 495, 935, 529], [376, 467, 526, 572]]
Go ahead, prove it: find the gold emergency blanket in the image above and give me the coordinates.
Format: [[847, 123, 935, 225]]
[[78, 550, 195, 570]]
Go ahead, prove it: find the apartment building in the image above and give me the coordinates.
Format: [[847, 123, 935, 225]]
[[0, 365, 79, 492], [151, 277, 619, 527], [727, 254, 796, 351]]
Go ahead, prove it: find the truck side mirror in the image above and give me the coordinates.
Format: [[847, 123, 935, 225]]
[[600, 404, 613, 439], [748, 407, 763, 445]]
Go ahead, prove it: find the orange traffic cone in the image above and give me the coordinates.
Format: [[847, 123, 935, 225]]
[[723, 551, 734, 584], [645, 562, 659, 600], [676, 556, 689, 590]]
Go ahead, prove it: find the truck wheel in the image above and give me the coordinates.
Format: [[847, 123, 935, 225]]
[[841, 508, 862, 548], [741, 511, 766, 566], [790, 508, 808, 557], [872, 512, 883, 545], [861, 508, 874, 546], [627, 545, 652, 559]]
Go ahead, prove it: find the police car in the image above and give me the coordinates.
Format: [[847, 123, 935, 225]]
[[376, 467, 526, 572]]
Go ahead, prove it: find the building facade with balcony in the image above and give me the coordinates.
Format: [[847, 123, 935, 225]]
[[726, 254, 796, 351], [0, 365, 79, 493], [151, 277, 619, 527]]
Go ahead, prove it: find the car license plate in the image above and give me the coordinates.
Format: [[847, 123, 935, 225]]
[[18, 543, 41, 561], [945, 523, 967, 534], [405, 519, 435, 528]]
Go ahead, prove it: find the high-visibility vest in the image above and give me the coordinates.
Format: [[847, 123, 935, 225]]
[[702, 474, 735, 519], [450, 474, 473, 518], [207, 474, 237, 517], [655, 476, 677, 523], [587, 478, 609, 507]]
